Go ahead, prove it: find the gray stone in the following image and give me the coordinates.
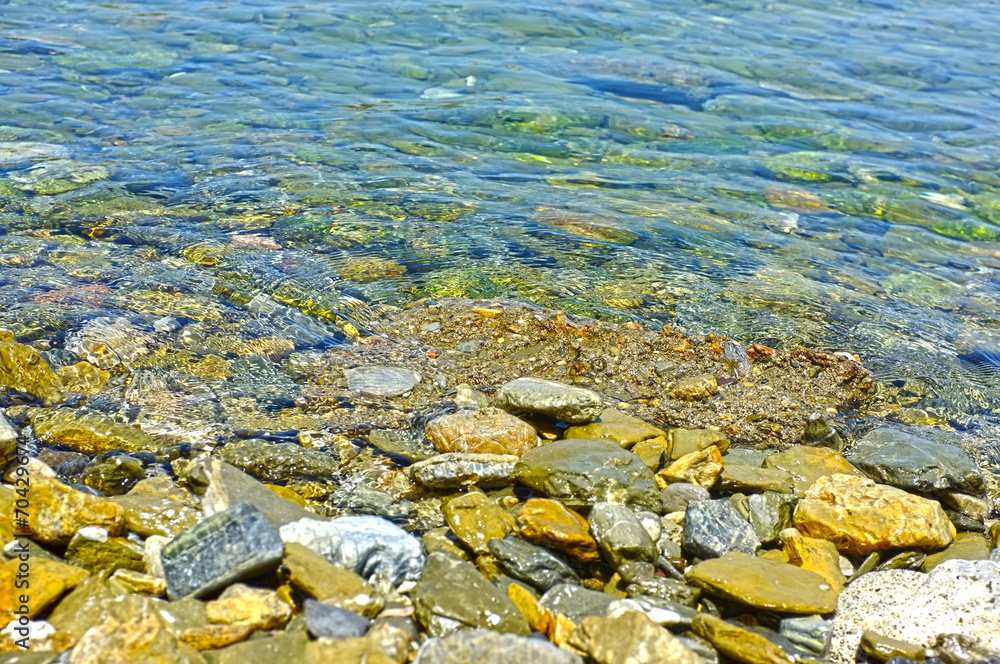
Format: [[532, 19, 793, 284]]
[[0, 411, 17, 461], [487, 536, 579, 591], [625, 577, 700, 607], [413, 629, 583, 664], [515, 439, 661, 512], [682, 499, 760, 559], [588, 502, 658, 569], [660, 483, 710, 513], [345, 366, 421, 397], [539, 584, 616, 624], [802, 412, 845, 452], [412, 552, 529, 636], [302, 598, 370, 639], [408, 453, 518, 489], [494, 377, 603, 424], [280, 515, 424, 585], [780, 615, 832, 656], [721, 448, 770, 467], [830, 560, 1000, 664], [161, 501, 285, 600], [849, 427, 985, 496], [747, 492, 797, 545], [183, 458, 323, 529]]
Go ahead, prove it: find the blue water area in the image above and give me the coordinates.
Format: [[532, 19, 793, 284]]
[[2, 0, 1000, 423]]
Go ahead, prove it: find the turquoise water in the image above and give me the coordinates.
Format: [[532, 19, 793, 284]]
[[3, 0, 1000, 426]]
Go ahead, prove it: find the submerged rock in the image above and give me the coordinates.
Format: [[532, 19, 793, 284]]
[[494, 377, 603, 424], [345, 366, 421, 397], [564, 408, 665, 448], [0, 330, 64, 403]]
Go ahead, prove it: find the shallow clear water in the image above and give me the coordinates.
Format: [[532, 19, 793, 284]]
[[3, 0, 1000, 428]]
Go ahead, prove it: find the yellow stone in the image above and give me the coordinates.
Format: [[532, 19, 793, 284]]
[[109, 569, 167, 597], [762, 446, 864, 496], [656, 445, 724, 490], [281, 542, 382, 618], [783, 534, 847, 593], [26, 477, 124, 546], [921, 532, 991, 572], [304, 636, 396, 664], [514, 497, 599, 563], [571, 609, 702, 664], [794, 474, 956, 556], [0, 330, 65, 403], [630, 436, 670, 470], [206, 584, 292, 631], [564, 408, 665, 449], [426, 408, 540, 456], [267, 484, 309, 507], [0, 556, 89, 624], [442, 491, 515, 555], [57, 361, 110, 395], [669, 374, 718, 401], [693, 614, 795, 664], [179, 623, 256, 651]]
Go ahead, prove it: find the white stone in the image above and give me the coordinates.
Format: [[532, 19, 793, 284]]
[[830, 560, 1000, 664], [77, 526, 109, 543]]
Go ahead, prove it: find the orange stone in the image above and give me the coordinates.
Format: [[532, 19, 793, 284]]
[[514, 498, 599, 563]]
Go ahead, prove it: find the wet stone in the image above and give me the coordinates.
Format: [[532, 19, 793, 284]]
[[408, 452, 518, 489], [570, 606, 702, 664], [0, 411, 17, 460], [588, 502, 658, 569], [443, 491, 515, 555], [345, 366, 421, 397], [494, 377, 603, 424], [669, 428, 730, 460], [161, 501, 285, 600], [660, 482, 710, 513], [784, 534, 848, 593], [747, 492, 797, 545], [515, 438, 661, 512], [860, 630, 925, 662], [683, 498, 761, 559], [539, 583, 616, 623], [793, 474, 956, 555], [303, 598, 370, 639], [30, 409, 163, 456], [657, 445, 724, 489], [369, 428, 437, 462], [488, 535, 579, 591], [685, 552, 839, 614], [717, 464, 794, 495], [79, 455, 146, 496], [762, 445, 865, 496], [26, 477, 124, 546], [922, 532, 991, 572], [413, 629, 583, 664], [184, 458, 322, 529], [779, 615, 832, 656], [692, 614, 795, 664], [279, 515, 425, 585], [564, 408, 665, 448], [802, 413, 845, 452], [412, 551, 529, 636], [109, 569, 167, 597], [848, 427, 986, 497], [110, 493, 202, 538], [631, 437, 670, 470], [426, 407, 539, 457], [513, 497, 600, 563]]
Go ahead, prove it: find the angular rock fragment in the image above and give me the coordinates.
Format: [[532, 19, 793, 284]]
[[408, 453, 518, 489], [488, 536, 579, 591], [161, 501, 285, 600], [514, 498, 599, 563], [682, 499, 760, 559], [588, 502, 658, 569]]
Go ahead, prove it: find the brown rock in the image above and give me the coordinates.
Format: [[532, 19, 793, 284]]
[[763, 446, 864, 496], [443, 491, 515, 555], [692, 614, 794, 664], [793, 474, 956, 556], [783, 534, 848, 593], [514, 498, 599, 563], [205, 584, 292, 631], [27, 477, 124, 546], [0, 556, 89, 624], [570, 607, 702, 664], [426, 408, 539, 456], [656, 445, 723, 490], [564, 408, 666, 449], [685, 552, 839, 614], [669, 374, 718, 401], [668, 428, 730, 460]]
